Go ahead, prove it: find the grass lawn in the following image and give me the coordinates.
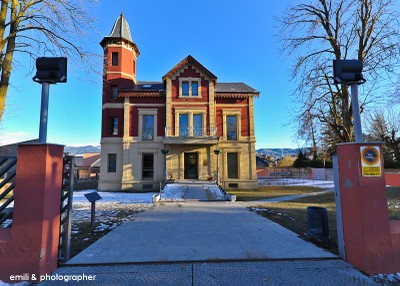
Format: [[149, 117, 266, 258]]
[[251, 187, 400, 255], [229, 186, 324, 201]]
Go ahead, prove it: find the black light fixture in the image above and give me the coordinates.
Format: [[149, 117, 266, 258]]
[[333, 59, 365, 85], [332, 59, 366, 142], [33, 57, 67, 83], [33, 57, 68, 143]]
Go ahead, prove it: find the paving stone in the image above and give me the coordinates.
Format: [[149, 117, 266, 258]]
[[39, 260, 377, 285]]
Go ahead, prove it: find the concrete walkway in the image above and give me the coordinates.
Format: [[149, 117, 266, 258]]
[[68, 201, 334, 264]]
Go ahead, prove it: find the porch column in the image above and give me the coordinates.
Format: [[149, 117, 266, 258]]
[[122, 97, 132, 183], [179, 152, 184, 180], [166, 79, 172, 132]]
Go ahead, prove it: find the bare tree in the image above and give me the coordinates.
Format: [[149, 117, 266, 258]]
[[0, 0, 98, 122], [366, 107, 400, 165], [277, 0, 400, 148], [296, 110, 319, 159]]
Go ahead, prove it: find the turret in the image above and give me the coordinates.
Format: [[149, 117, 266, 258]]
[[100, 13, 140, 83]]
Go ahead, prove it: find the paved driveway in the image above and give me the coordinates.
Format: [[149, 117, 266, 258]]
[[68, 201, 335, 264]]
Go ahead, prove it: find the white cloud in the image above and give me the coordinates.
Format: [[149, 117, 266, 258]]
[[0, 131, 34, 146]]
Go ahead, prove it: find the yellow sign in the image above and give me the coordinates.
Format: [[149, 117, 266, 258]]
[[360, 146, 381, 177]]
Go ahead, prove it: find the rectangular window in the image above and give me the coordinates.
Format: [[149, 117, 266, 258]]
[[112, 52, 118, 66], [182, 81, 189, 96], [142, 115, 154, 140], [180, 79, 201, 97], [227, 153, 239, 179], [111, 86, 118, 99], [179, 114, 189, 137], [193, 114, 203, 137], [142, 153, 154, 180], [191, 82, 199, 96], [108, 154, 117, 173], [226, 115, 237, 140], [110, 117, 118, 136]]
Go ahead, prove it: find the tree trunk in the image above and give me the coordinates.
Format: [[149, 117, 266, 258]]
[[0, 0, 17, 123]]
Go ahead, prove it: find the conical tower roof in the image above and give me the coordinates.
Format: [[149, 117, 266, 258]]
[[109, 13, 133, 42], [100, 13, 139, 55]]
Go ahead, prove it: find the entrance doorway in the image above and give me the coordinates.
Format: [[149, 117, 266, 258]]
[[184, 153, 198, 179]]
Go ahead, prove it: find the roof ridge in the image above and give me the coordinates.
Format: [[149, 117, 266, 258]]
[[162, 55, 217, 81]]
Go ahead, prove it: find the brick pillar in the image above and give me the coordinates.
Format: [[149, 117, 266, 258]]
[[337, 143, 397, 274], [0, 144, 64, 283]]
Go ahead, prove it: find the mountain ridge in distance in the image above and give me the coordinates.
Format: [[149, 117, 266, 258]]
[[65, 145, 101, 155], [257, 148, 303, 157]]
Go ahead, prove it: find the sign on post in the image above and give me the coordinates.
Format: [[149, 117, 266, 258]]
[[84, 191, 102, 226], [360, 146, 381, 177]]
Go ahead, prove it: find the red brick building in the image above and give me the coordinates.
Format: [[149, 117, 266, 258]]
[[99, 14, 259, 191]]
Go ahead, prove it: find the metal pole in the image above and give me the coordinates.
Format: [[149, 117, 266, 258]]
[[217, 154, 219, 185], [39, 82, 50, 143], [350, 84, 363, 142], [91, 202, 96, 227], [164, 144, 167, 180]]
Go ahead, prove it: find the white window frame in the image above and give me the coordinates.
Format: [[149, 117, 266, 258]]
[[138, 109, 158, 141], [179, 77, 201, 98], [174, 107, 206, 137], [223, 110, 241, 141]]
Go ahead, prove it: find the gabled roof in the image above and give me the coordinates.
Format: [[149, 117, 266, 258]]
[[162, 55, 217, 81]]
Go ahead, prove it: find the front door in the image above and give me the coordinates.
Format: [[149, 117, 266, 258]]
[[184, 153, 198, 179]]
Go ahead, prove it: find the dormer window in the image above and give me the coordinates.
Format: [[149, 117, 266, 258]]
[[179, 78, 200, 98]]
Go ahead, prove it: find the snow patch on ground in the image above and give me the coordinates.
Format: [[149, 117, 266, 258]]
[[204, 184, 225, 200], [373, 272, 400, 284], [67, 191, 154, 235], [73, 190, 155, 205], [160, 184, 187, 201]]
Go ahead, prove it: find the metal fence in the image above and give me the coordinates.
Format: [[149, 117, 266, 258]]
[[58, 155, 75, 264], [258, 167, 333, 186], [0, 157, 17, 228]]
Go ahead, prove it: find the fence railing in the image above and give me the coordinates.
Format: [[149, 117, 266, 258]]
[[164, 126, 218, 138], [58, 155, 75, 264], [257, 167, 333, 186], [0, 157, 17, 228]]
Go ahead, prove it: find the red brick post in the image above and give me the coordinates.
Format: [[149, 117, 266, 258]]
[[337, 143, 399, 274], [0, 144, 63, 283]]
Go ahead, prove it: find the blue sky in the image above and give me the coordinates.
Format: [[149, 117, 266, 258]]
[[0, 0, 300, 149]]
